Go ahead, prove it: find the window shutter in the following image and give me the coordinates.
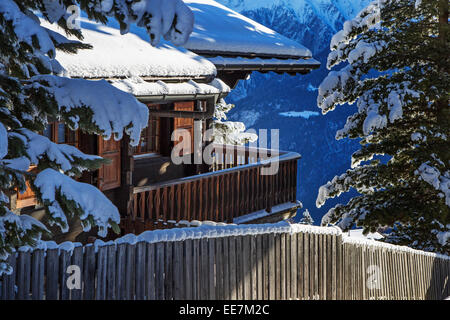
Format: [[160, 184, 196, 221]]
[[98, 136, 121, 191], [173, 101, 195, 155]]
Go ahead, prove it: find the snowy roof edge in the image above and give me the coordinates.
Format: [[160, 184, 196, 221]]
[[184, 0, 314, 59]]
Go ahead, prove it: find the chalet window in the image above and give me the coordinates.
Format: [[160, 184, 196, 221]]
[[43, 122, 78, 147], [16, 121, 78, 209], [133, 104, 160, 155]]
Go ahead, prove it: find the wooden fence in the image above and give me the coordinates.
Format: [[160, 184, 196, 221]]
[[1, 226, 449, 300]]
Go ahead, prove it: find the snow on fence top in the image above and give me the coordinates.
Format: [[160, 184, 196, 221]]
[[18, 221, 339, 254], [41, 16, 216, 80], [342, 233, 450, 260], [17, 221, 450, 260], [183, 0, 313, 58]]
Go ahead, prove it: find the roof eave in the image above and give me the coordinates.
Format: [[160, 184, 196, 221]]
[[214, 63, 320, 75], [190, 49, 313, 61]]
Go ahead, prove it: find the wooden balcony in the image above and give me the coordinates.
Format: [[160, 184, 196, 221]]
[[122, 144, 301, 234]]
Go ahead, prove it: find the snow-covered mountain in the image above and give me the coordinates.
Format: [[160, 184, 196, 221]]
[[218, 0, 369, 54], [215, 0, 372, 223]]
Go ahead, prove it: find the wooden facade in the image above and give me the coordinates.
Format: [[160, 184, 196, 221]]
[[11, 96, 301, 241]]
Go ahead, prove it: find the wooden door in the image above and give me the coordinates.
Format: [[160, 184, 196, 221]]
[[98, 137, 121, 191], [173, 101, 195, 155]]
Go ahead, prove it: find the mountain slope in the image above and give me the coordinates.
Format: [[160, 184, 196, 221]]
[[215, 0, 371, 223]]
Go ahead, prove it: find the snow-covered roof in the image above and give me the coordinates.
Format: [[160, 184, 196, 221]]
[[111, 77, 230, 97], [183, 0, 313, 59], [41, 16, 217, 80]]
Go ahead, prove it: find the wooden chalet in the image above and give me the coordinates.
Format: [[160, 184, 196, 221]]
[[10, 1, 320, 241]]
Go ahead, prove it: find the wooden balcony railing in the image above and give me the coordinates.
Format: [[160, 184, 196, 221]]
[[123, 144, 300, 234]]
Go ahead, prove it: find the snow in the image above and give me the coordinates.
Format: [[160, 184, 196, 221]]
[[30, 75, 149, 146], [0, 0, 55, 58], [41, 16, 216, 79], [436, 229, 450, 247], [347, 229, 384, 240], [184, 0, 312, 58], [18, 221, 343, 254], [279, 111, 320, 119], [416, 163, 450, 207], [213, 99, 257, 145], [342, 232, 450, 260], [111, 77, 230, 97], [34, 168, 120, 237], [316, 173, 348, 208], [415, 0, 422, 9], [0, 207, 48, 274], [19, 129, 101, 173], [411, 132, 424, 142], [363, 106, 387, 135]]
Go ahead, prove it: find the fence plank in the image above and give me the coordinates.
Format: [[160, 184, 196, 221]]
[[235, 236, 243, 300], [46, 249, 59, 300], [269, 233, 275, 300], [200, 238, 209, 300], [83, 245, 95, 300], [242, 235, 251, 299], [106, 245, 116, 300], [192, 239, 200, 299], [208, 238, 216, 300], [146, 243, 156, 300], [17, 251, 31, 300], [326, 235, 332, 300], [164, 241, 173, 300], [3, 253, 17, 300], [184, 240, 192, 300], [59, 250, 71, 300], [31, 250, 45, 300], [229, 236, 237, 300], [135, 242, 146, 300], [222, 237, 230, 300], [116, 244, 126, 300], [303, 232, 309, 300], [96, 246, 107, 300], [155, 242, 165, 300], [173, 241, 184, 300], [294, 232, 301, 300], [125, 243, 136, 300], [70, 247, 83, 300], [215, 237, 224, 300], [256, 234, 263, 300], [274, 233, 281, 300], [251, 235, 257, 300], [280, 233, 286, 300], [331, 235, 337, 300], [313, 233, 319, 299]]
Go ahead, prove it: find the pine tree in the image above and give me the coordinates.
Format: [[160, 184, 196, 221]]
[[0, 0, 194, 274], [213, 99, 258, 145], [316, 0, 449, 253], [299, 209, 314, 225]]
